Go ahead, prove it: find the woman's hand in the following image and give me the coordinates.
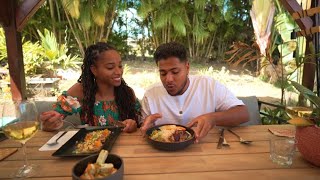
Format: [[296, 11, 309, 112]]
[[122, 119, 137, 133], [40, 111, 64, 131]]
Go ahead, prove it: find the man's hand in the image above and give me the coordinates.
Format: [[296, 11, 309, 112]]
[[122, 119, 137, 133], [40, 111, 64, 131], [187, 114, 216, 143], [140, 113, 162, 136]]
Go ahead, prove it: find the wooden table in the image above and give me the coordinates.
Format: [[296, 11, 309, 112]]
[[0, 125, 319, 179]]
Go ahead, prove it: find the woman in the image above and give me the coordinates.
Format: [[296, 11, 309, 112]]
[[41, 42, 141, 133]]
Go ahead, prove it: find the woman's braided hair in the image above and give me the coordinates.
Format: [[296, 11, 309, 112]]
[[77, 42, 140, 125]]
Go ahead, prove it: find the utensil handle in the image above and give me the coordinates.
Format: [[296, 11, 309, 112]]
[[217, 128, 224, 149], [55, 131, 67, 142], [228, 129, 240, 139]]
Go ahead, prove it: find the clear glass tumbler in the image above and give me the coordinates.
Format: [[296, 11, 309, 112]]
[[269, 136, 296, 166]]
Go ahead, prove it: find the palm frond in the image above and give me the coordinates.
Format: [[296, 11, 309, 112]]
[[171, 15, 186, 36], [61, 0, 80, 19], [290, 81, 320, 108], [80, 5, 92, 30]]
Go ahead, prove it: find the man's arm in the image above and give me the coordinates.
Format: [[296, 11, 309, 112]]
[[208, 105, 249, 126]]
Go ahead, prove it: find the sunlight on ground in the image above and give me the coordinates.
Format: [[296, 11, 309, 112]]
[[46, 60, 282, 102]]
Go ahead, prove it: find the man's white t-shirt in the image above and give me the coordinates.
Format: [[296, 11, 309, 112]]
[[141, 75, 244, 126]]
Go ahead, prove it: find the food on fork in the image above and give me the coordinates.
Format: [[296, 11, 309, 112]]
[[74, 129, 111, 154], [150, 125, 192, 142], [80, 150, 117, 179]]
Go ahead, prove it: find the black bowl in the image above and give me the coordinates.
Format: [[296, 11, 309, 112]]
[[146, 124, 195, 151], [72, 153, 124, 180]]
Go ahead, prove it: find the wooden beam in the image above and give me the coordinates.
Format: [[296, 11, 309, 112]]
[[0, 0, 12, 26], [16, 0, 45, 32], [4, 0, 27, 101], [292, 6, 320, 19], [279, 0, 313, 38], [279, 0, 317, 94], [296, 26, 320, 37]]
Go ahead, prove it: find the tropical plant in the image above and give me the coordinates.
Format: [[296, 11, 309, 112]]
[[138, 0, 252, 62], [288, 81, 320, 127], [0, 28, 7, 63], [37, 29, 81, 76], [61, 0, 119, 55], [0, 28, 44, 75], [260, 106, 289, 125], [22, 40, 44, 75]]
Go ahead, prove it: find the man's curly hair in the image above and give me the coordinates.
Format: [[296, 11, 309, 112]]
[[154, 42, 187, 64]]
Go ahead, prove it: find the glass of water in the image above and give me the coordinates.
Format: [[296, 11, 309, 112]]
[[269, 136, 296, 166]]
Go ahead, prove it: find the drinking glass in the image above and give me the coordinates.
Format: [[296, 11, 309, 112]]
[[270, 136, 296, 166], [1, 100, 40, 178]]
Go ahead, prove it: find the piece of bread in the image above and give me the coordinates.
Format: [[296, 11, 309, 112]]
[[96, 150, 108, 165], [99, 163, 114, 174]]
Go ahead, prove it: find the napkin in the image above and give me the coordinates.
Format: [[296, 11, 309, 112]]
[[39, 130, 78, 151], [268, 128, 295, 138]]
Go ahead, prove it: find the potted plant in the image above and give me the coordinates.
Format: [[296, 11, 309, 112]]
[[288, 81, 320, 167]]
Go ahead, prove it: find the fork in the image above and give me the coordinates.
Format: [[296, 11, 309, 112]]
[[228, 129, 252, 144], [47, 131, 67, 146]]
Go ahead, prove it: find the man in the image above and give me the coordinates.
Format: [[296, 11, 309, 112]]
[[140, 42, 249, 142]]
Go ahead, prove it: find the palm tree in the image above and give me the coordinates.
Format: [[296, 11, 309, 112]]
[[138, 0, 190, 48], [61, 0, 119, 55]]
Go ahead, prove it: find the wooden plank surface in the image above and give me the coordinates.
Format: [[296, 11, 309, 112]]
[[0, 125, 319, 179]]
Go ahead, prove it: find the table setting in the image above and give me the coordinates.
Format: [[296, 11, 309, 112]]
[[0, 110, 319, 180]]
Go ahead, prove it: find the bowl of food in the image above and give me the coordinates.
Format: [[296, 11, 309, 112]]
[[72, 150, 123, 180], [146, 124, 195, 151]]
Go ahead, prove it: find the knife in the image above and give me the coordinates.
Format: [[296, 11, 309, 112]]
[[217, 128, 224, 149]]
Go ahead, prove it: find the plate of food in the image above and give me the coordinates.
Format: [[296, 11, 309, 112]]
[[146, 124, 195, 151], [52, 126, 121, 157], [72, 150, 124, 180]]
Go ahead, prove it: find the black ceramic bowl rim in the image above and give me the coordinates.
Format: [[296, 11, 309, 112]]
[[146, 123, 195, 151], [72, 153, 124, 180]]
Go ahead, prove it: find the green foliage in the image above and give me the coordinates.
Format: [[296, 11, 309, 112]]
[[290, 81, 320, 126], [0, 29, 7, 62], [22, 40, 44, 75], [261, 106, 290, 125], [290, 81, 320, 108], [37, 29, 81, 73], [0, 28, 44, 75], [0, 28, 80, 76]]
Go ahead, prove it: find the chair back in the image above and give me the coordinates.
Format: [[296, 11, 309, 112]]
[[238, 96, 261, 126]]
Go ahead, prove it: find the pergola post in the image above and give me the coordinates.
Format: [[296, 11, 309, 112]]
[[0, 0, 45, 100], [280, 0, 320, 95], [3, 0, 26, 101]]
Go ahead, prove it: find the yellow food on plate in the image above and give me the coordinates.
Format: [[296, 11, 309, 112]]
[[74, 129, 111, 154], [150, 125, 192, 143]]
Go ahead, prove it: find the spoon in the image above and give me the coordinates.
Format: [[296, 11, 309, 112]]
[[222, 137, 230, 147], [47, 131, 67, 146], [227, 129, 252, 144]]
